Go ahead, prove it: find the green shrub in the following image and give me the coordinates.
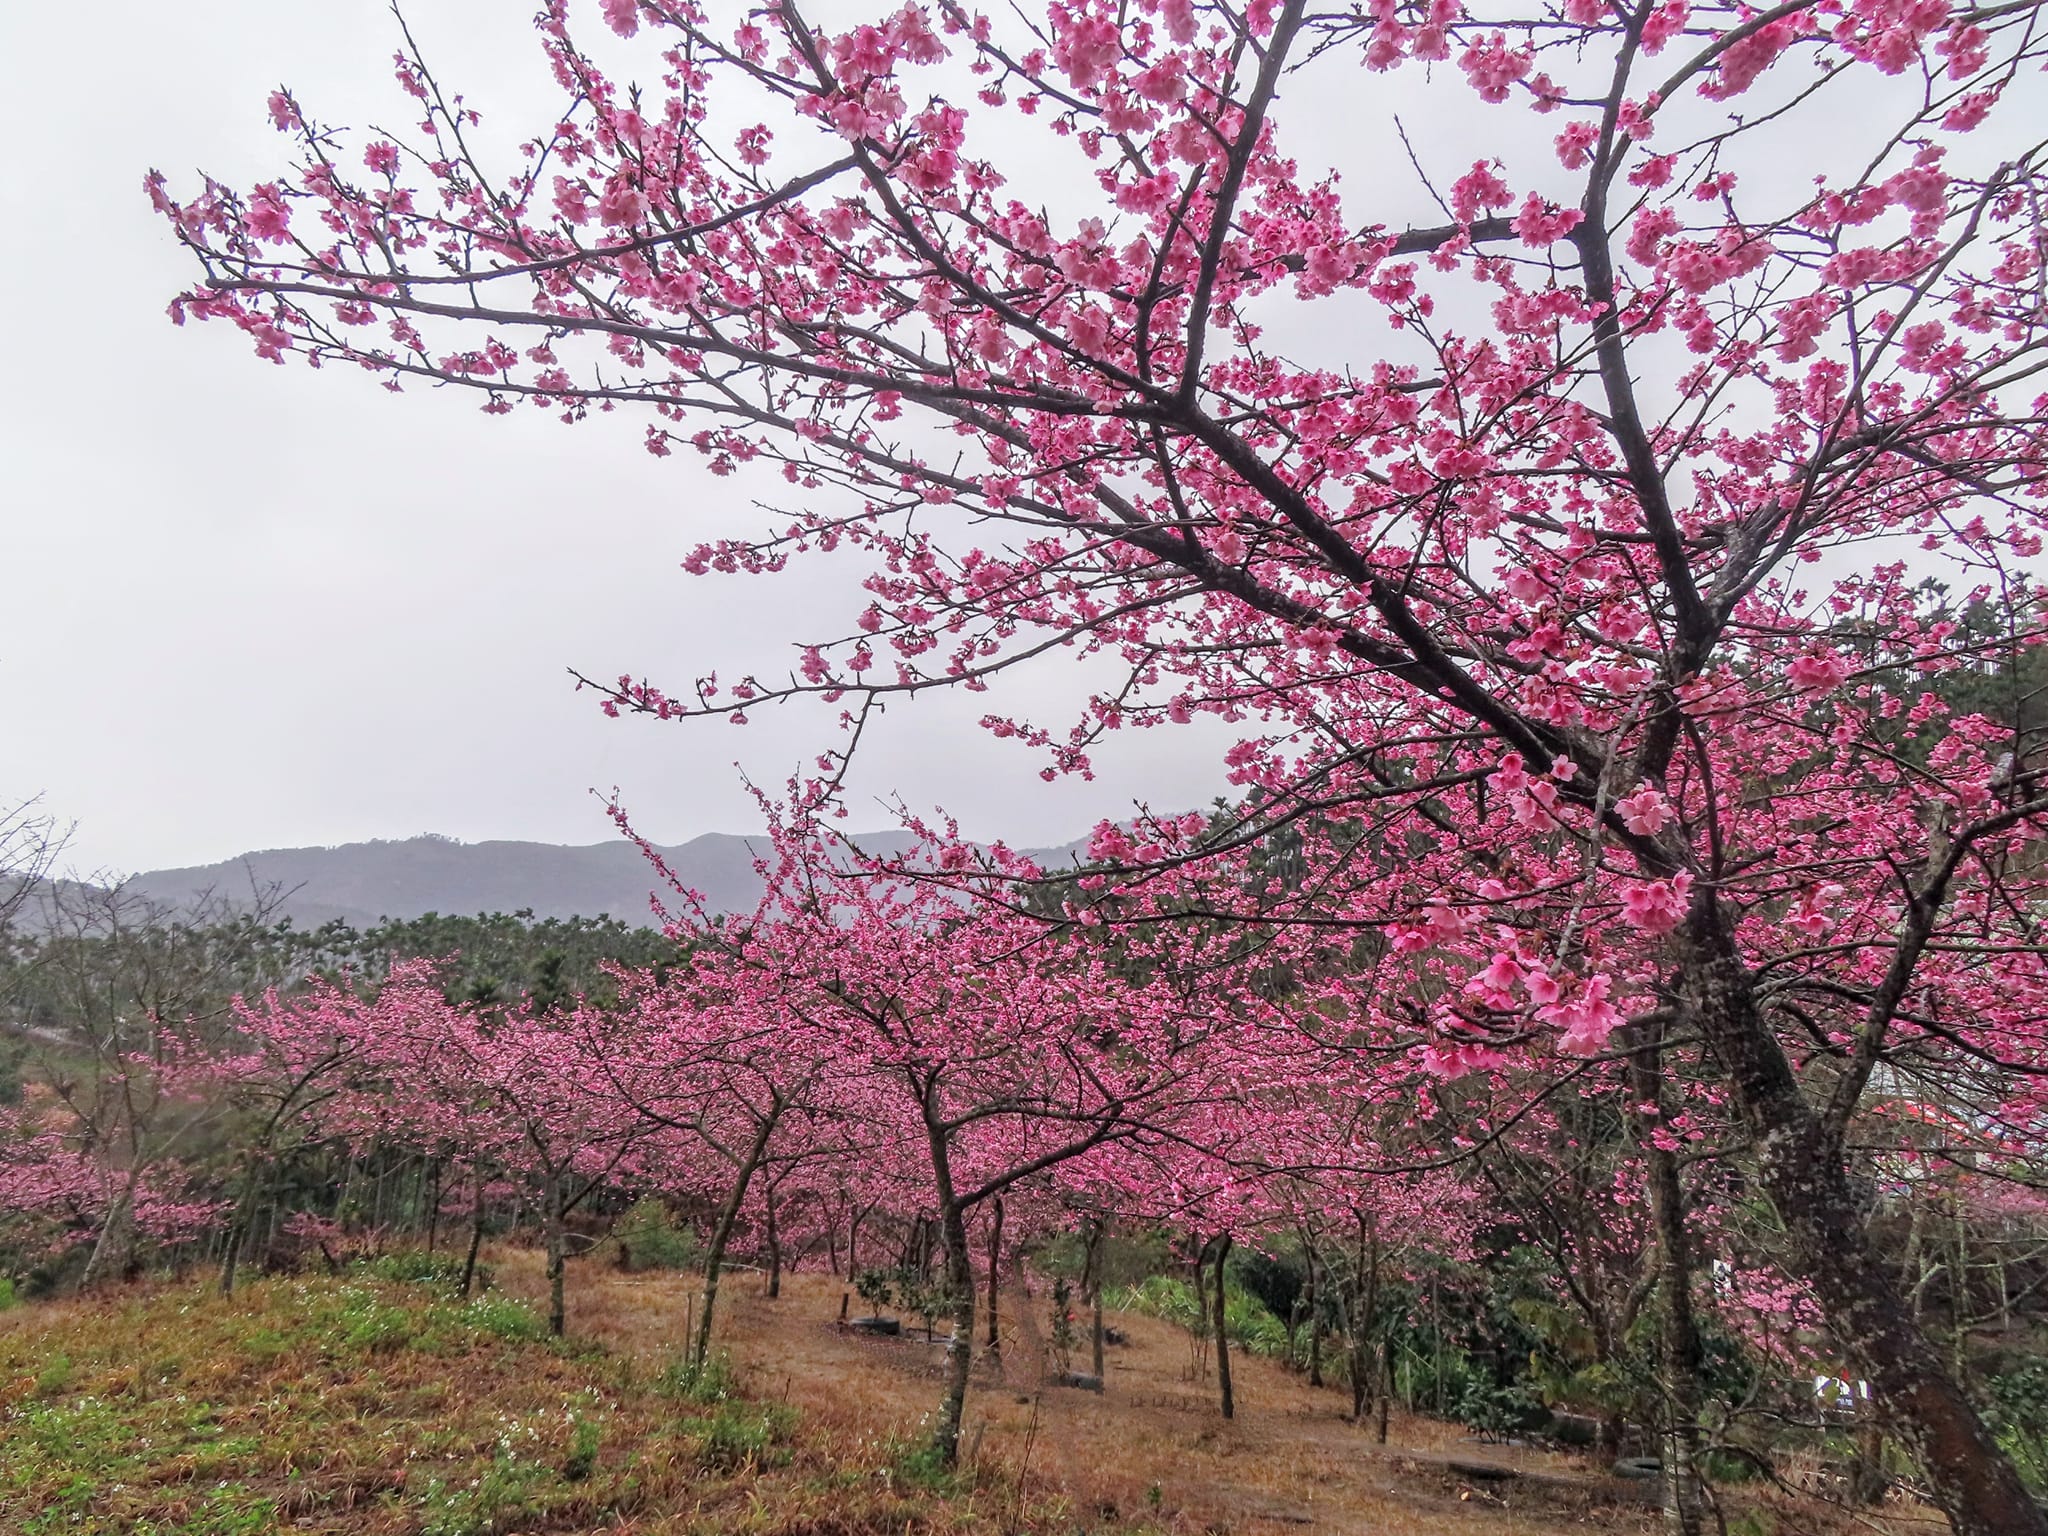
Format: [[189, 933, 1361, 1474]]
[[0, 1276, 17, 1311], [1987, 1357, 2048, 1493], [1111, 1274, 1204, 1331], [1451, 1377, 1543, 1441], [1110, 1273, 1291, 1357], [239, 1327, 292, 1363], [341, 1300, 415, 1353], [614, 1200, 698, 1272], [853, 1268, 897, 1314]]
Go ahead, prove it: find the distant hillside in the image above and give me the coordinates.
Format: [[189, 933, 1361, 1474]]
[[119, 830, 1081, 930]]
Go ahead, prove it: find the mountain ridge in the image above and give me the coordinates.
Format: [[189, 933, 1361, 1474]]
[[117, 829, 1083, 930]]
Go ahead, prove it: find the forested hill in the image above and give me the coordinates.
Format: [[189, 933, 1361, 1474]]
[[119, 830, 1081, 929]]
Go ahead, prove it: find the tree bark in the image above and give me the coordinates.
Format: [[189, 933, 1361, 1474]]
[[80, 1182, 137, 1291], [1376, 1333, 1392, 1444], [219, 1150, 264, 1297], [691, 1111, 778, 1371], [1304, 1241, 1324, 1388], [1678, 903, 2047, 1536], [923, 1113, 976, 1467], [985, 1195, 1004, 1352], [1849, 1400, 1890, 1506], [543, 1168, 567, 1338], [1211, 1233, 1235, 1421], [1628, 1024, 1705, 1536], [1087, 1217, 1108, 1380], [460, 1167, 487, 1298], [1350, 1216, 1378, 1424]]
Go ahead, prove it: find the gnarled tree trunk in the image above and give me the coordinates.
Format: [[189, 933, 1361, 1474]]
[[1678, 903, 2046, 1536]]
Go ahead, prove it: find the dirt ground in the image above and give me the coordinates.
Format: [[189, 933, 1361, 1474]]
[[498, 1252, 1664, 1536]]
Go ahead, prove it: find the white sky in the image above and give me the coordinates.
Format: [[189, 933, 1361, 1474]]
[[0, 0, 1239, 877]]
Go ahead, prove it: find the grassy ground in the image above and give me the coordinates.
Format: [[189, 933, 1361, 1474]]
[[0, 1262, 1046, 1535], [0, 1253, 1930, 1535]]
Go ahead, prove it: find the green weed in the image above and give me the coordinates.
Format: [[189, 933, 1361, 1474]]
[[693, 1398, 797, 1470], [657, 1348, 740, 1403], [564, 1414, 603, 1481], [418, 1446, 550, 1536], [32, 1351, 74, 1396]]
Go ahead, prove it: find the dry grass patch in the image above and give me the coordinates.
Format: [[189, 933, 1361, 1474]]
[[0, 1266, 1049, 1535], [498, 1252, 1664, 1536]]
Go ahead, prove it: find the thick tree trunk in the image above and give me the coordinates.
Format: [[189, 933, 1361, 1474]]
[[1350, 1317, 1370, 1421], [1211, 1234, 1235, 1421], [81, 1182, 138, 1291], [219, 1206, 249, 1297], [1092, 1286, 1106, 1381], [1648, 1153, 1705, 1535], [765, 1191, 783, 1299], [1849, 1404, 1890, 1506], [1679, 904, 2047, 1536], [334, 1155, 357, 1222]]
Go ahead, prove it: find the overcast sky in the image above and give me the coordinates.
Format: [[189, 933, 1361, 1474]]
[[0, 1, 1250, 877]]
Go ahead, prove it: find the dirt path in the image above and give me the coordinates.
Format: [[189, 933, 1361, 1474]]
[[502, 1253, 1657, 1536]]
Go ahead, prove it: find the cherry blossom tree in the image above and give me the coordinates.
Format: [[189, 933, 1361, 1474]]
[[159, 0, 2048, 1527], [572, 963, 841, 1369], [692, 814, 1236, 1464], [210, 978, 372, 1294]]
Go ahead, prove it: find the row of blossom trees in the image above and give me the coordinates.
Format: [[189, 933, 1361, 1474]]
[[9, 812, 2047, 1525]]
